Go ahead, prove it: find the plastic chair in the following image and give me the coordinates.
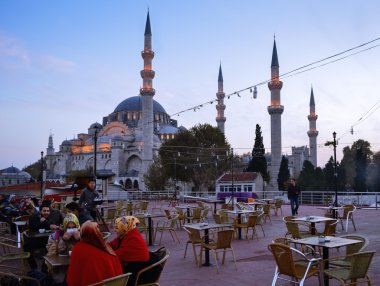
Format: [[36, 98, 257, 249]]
[[338, 204, 357, 232], [183, 226, 203, 267], [318, 219, 338, 236], [285, 222, 312, 239], [262, 204, 272, 223], [88, 272, 132, 286], [199, 229, 237, 273], [133, 247, 170, 286], [329, 235, 369, 268], [271, 199, 284, 216], [268, 243, 323, 286], [325, 251, 375, 286], [255, 211, 266, 237], [234, 215, 259, 240], [154, 215, 180, 244]]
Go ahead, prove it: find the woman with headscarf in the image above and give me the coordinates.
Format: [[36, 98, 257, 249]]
[[66, 221, 122, 286], [46, 213, 80, 256], [108, 216, 149, 285]]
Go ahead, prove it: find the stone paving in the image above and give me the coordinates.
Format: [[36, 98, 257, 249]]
[[149, 203, 380, 286]]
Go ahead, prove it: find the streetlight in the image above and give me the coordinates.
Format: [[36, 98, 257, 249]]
[[93, 125, 100, 179], [325, 131, 338, 218], [40, 151, 44, 200], [332, 132, 338, 210]]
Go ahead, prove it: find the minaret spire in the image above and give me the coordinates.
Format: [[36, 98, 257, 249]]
[[267, 38, 284, 190], [47, 132, 55, 156], [216, 63, 226, 134], [140, 11, 155, 190], [307, 86, 318, 167]]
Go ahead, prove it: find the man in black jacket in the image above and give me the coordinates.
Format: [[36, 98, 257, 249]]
[[287, 178, 301, 216]]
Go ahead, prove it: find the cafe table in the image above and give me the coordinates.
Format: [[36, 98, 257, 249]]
[[292, 216, 335, 235], [135, 213, 166, 246], [202, 199, 224, 214], [226, 209, 256, 239], [290, 235, 361, 286], [184, 222, 232, 266], [44, 254, 70, 284], [176, 205, 198, 223]]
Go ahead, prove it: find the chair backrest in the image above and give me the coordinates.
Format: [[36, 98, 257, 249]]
[[275, 199, 283, 208], [167, 214, 179, 229], [247, 215, 258, 227], [342, 204, 356, 218], [282, 216, 297, 222], [175, 207, 184, 218], [164, 209, 172, 219], [263, 204, 271, 214], [348, 251, 375, 280], [126, 202, 133, 212], [140, 201, 149, 211], [192, 208, 202, 219], [213, 213, 222, 224], [183, 226, 202, 242], [88, 273, 132, 286], [202, 207, 210, 219], [323, 219, 338, 236], [268, 243, 297, 277], [255, 211, 264, 225], [340, 234, 369, 255], [272, 237, 291, 245], [215, 229, 234, 249], [134, 247, 170, 286], [285, 222, 302, 239], [105, 208, 117, 220]]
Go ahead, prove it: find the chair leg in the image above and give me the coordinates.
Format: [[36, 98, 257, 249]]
[[184, 242, 189, 258], [191, 244, 199, 267], [351, 218, 356, 231], [199, 246, 203, 268], [213, 250, 219, 273], [231, 248, 237, 271]]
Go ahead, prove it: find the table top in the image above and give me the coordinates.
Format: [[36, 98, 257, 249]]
[[176, 205, 198, 209], [24, 230, 53, 238], [246, 202, 264, 205], [226, 209, 257, 215], [317, 206, 342, 210], [202, 199, 224, 203], [292, 216, 335, 223], [291, 236, 362, 248], [135, 213, 166, 219], [44, 254, 70, 267], [13, 221, 27, 226], [184, 222, 232, 230]]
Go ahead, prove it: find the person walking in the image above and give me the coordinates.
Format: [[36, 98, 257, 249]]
[[78, 178, 99, 220], [287, 178, 300, 216]]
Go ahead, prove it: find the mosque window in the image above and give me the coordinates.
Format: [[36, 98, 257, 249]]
[[161, 134, 164, 140], [166, 134, 169, 140], [139, 113, 142, 119], [171, 134, 175, 139]]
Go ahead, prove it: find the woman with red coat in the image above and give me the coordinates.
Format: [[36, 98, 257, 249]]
[[66, 221, 122, 286], [108, 216, 150, 286]]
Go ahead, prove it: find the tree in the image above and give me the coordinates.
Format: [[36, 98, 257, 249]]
[[158, 124, 231, 192], [367, 151, 380, 192], [246, 124, 270, 182], [143, 157, 168, 191], [297, 160, 315, 191], [354, 147, 367, 192], [277, 156, 290, 191], [340, 139, 372, 189]]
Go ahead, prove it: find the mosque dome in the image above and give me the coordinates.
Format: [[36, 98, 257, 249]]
[[62, 140, 72, 146], [89, 122, 103, 129], [114, 96, 167, 114], [1, 166, 21, 174]]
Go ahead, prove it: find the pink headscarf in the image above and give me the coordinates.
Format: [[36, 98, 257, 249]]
[[80, 221, 116, 256]]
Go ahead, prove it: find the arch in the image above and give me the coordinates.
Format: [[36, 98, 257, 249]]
[[103, 159, 112, 169], [133, 180, 139, 189], [125, 178, 132, 189], [125, 155, 142, 173]]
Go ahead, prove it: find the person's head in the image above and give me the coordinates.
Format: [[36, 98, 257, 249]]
[[31, 197, 39, 206], [63, 213, 80, 232], [24, 199, 36, 215], [87, 179, 96, 191], [40, 205, 50, 218], [80, 221, 115, 256], [289, 178, 296, 186], [114, 216, 139, 237], [8, 195, 16, 203], [65, 202, 81, 217]]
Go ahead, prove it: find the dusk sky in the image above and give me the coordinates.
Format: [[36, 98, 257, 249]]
[[1, 1, 380, 170]]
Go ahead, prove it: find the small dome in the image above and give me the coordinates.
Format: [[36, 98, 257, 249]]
[[89, 122, 102, 129], [114, 96, 167, 114], [1, 166, 21, 174], [62, 140, 72, 146]]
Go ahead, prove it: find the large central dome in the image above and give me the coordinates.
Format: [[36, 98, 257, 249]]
[[114, 96, 167, 114]]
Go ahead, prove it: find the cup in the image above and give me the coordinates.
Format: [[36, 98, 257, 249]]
[[69, 251, 72, 256], [38, 229, 46, 234]]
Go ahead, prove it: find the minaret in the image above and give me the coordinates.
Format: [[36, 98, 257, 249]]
[[216, 64, 226, 134], [47, 133, 55, 155], [307, 87, 318, 167], [267, 38, 284, 190], [140, 11, 155, 188]]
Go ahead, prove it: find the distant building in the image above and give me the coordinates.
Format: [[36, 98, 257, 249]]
[[216, 172, 263, 202], [45, 12, 182, 190], [0, 166, 31, 187]]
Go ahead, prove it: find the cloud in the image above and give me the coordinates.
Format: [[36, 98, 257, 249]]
[[0, 33, 30, 64], [39, 55, 78, 73]]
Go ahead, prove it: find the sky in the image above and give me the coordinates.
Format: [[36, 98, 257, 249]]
[[1, 1, 380, 170]]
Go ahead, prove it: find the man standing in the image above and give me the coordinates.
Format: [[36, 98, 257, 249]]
[[287, 178, 300, 216], [78, 178, 99, 219]]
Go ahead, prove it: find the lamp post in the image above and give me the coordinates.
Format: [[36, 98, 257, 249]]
[[40, 151, 44, 200], [230, 148, 235, 209], [333, 132, 338, 210], [93, 126, 99, 179]]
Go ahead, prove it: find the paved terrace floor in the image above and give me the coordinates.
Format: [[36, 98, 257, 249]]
[[149, 203, 380, 286]]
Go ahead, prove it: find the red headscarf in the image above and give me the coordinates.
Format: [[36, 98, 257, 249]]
[[80, 221, 116, 256]]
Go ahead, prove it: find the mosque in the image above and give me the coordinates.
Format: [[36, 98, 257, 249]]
[[45, 12, 318, 191]]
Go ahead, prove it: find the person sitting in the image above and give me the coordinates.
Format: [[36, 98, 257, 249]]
[[23, 201, 59, 270], [65, 201, 93, 225], [41, 199, 64, 226], [46, 213, 80, 256], [66, 221, 122, 286], [45, 213, 80, 284], [108, 216, 150, 286]]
